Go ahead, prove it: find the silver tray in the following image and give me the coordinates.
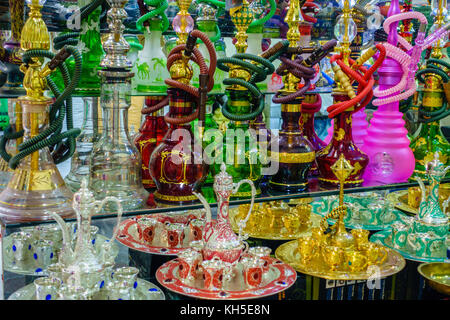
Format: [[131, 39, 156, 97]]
[[8, 278, 165, 300]]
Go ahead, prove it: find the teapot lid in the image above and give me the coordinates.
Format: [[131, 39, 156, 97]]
[[426, 152, 446, 178], [73, 179, 96, 213], [213, 163, 234, 194]]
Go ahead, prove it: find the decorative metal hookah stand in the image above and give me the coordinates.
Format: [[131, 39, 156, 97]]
[[88, 0, 149, 211]]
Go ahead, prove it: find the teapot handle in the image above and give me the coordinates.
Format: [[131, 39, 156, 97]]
[[95, 196, 123, 246], [232, 179, 256, 240]]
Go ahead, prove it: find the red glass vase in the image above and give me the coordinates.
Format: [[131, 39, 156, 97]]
[[316, 94, 369, 188], [149, 88, 208, 205], [134, 96, 168, 190]]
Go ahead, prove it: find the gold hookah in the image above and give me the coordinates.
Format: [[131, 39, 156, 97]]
[[0, 0, 75, 222]]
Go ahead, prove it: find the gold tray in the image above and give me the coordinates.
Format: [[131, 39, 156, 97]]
[[418, 262, 450, 296], [387, 190, 418, 215], [229, 207, 323, 241], [275, 240, 406, 280]]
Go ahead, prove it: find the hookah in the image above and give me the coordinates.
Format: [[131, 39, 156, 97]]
[[0, 0, 25, 95], [148, 28, 217, 205], [133, 0, 170, 93], [88, 0, 149, 212], [133, 0, 170, 190], [51, 0, 106, 192], [409, 0, 450, 180], [361, 0, 450, 184], [298, 0, 319, 47], [269, 0, 337, 192], [315, 0, 386, 188], [0, 0, 82, 222], [214, 0, 281, 198]]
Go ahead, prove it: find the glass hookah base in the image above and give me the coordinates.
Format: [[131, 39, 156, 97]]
[[73, 87, 100, 97], [0, 85, 26, 96], [0, 187, 75, 223], [135, 84, 168, 93]]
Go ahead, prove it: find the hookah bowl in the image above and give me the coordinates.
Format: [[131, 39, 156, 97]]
[[89, 0, 149, 212], [0, 0, 25, 95]]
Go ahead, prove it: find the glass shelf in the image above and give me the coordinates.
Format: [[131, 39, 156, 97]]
[[4, 177, 447, 229]]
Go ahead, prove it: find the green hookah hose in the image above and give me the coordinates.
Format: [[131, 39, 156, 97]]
[[0, 46, 82, 169], [136, 0, 170, 33], [217, 40, 288, 121], [416, 57, 450, 123], [53, 0, 105, 49], [248, 0, 276, 29], [195, 0, 225, 44]]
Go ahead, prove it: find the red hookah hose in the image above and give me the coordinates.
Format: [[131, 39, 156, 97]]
[[301, 1, 319, 24], [141, 30, 217, 119], [326, 43, 386, 119], [302, 92, 322, 113]]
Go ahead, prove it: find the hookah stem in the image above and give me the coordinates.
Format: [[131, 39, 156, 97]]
[[0, 46, 82, 169], [326, 43, 386, 118], [416, 58, 450, 123], [136, 0, 170, 32], [164, 30, 217, 125], [53, 0, 105, 49], [217, 41, 287, 121]]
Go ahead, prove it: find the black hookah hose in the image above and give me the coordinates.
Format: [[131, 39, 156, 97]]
[[0, 46, 82, 169], [416, 58, 450, 123], [53, 0, 104, 49], [216, 40, 289, 121]]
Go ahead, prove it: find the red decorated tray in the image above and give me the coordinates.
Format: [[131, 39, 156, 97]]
[[155, 257, 297, 300]]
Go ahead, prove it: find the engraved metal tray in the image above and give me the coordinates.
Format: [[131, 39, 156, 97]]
[[370, 230, 450, 263], [8, 278, 165, 300], [156, 257, 297, 300], [229, 207, 323, 241], [275, 240, 406, 280]]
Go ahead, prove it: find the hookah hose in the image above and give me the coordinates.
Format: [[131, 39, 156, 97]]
[[326, 43, 386, 119], [301, 0, 319, 24], [0, 46, 82, 169], [249, 0, 277, 29], [53, 0, 105, 49], [372, 12, 450, 107], [416, 58, 450, 123], [195, 0, 226, 43], [136, 0, 170, 33], [272, 40, 337, 105], [216, 41, 289, 121], [163, 30, 217, 125]]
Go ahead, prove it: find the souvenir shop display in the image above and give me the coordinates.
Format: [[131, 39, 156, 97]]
[[0, 0, 449, 301]]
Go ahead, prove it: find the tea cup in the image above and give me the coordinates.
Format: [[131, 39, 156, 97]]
[[351, 229, 370, 250], [345, 251, 368, 272], [165, 223, 186, 248], [322, 245, 345, 271], [34, 276, 61, 300], [200, 258, 233, 290], [282, 214, 301, 234], [137, 217, 161, 244], [178, 248, 202, 281], [32, 239, 56, 267], [240, 256, 265, 288], [297, 237, 316, 264], [10, 231, 33, 261], [188, 219, 205, 241], [391, 222, 409, 249]]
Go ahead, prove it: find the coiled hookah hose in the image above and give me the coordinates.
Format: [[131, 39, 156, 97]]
[[195, 0, 226, 44], [327, 43, 386, 119], [159, 30, 216, 125], [0, 46, 82, 169], [416, 58, 450, 123], [272, 40, 337, 105], [136, 0, 170, 34], [372, 12, 450, 107], [52, 0, 105, 49], [216, 41, 288, 121]]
